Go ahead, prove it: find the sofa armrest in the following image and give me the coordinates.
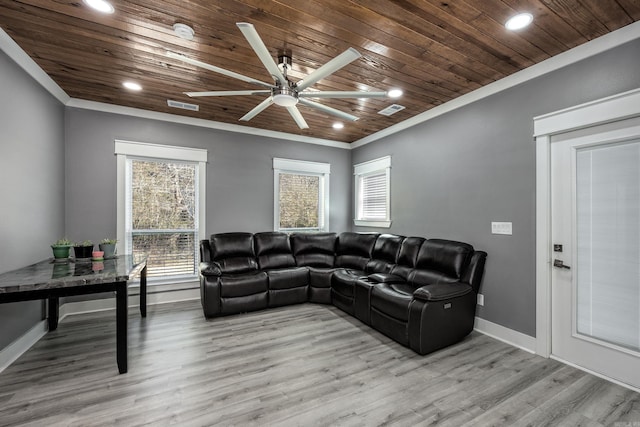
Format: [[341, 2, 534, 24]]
[[413, 282, 472, 302], [199, 261, 222, 276], [367, 273, 405, 284], [461, 251, 487, 293]]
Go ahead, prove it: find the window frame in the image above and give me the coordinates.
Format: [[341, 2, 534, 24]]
[[354, 156, 391, 228], [115, 140, 207, 285], [273, 157, 330, 232]]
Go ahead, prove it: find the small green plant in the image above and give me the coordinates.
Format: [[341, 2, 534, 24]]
[[75, 240, 93, 246], [100, 238, 117, 244], [52, 237, 73, 247]]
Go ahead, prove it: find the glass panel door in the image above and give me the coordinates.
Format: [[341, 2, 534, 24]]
[[576, 141, 640, 352]]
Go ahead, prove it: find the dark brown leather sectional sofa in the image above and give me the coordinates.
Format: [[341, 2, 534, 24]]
[[199, 232, 487, 355]]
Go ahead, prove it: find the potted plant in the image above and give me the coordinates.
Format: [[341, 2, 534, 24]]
[[51, 237, 73, 261], [99, 238, 117, 258], [73, 240, 94, 259]]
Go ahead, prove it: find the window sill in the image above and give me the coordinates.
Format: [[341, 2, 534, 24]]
[[353, 219, 392, 228]]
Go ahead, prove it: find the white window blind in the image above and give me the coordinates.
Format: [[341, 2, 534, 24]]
[[361, 172, 388, 219], [273, 158, 330, 232], [354, 156, 391, 227]]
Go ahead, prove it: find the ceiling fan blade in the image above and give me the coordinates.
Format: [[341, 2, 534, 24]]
[[184, 90, 271, 97], [286, 106, 309, 129], [298, 98, 359, 122], [296, 48, 362, 91], [299, 91, 387, 99], [236, 23, 287, 86], [166, 51, 274, 89], [239, 97, 274, 122]]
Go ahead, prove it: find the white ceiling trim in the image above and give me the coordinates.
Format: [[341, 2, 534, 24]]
[[352, 20, 640, 149], [0, 27, 69, 104], [66, 99, 351, 150]]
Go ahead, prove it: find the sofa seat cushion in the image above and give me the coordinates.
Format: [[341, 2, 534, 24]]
[[413, 283, 472, 302], [267, 267, 309, 290], [331, 268, 365, 298], [410, 269, 459, 287], [368, 273, 404, 284], [219, 272, 268, 298], [371, 283, 416, 322], [308, 267, 338, 288], [217, 257, 258, 274]]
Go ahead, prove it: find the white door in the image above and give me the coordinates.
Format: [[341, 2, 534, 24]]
[[551, 124, 640, 390]]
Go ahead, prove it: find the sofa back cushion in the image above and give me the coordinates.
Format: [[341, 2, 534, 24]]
[[390, 236, 425, 280], [366, 234, 405, 274], [335, 232, 379, 270], [210, 232, 258, 274], [254, 232, 296, 270], [291, 232, 337, 267], [412, 239, 473, 282]]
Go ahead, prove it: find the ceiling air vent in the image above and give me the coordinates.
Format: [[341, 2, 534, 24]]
[[378, 104, 405, 116], [167, 99, 199, 111]]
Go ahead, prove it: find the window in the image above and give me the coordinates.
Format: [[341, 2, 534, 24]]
[[115, 141, 207, 284], [354, 156, 391, 228], [273, 158, 330, 232]]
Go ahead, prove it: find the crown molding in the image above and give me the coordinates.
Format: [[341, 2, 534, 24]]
[[66, 99, 351, 150], [352, 21, 640, 149]]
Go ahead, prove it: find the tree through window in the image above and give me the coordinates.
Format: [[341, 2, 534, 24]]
[[129, 159, 198, 279], [273, 158, 330, 232], [115, 140, 207, 284]]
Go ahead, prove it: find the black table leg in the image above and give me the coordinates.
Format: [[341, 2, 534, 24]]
[[140, 265, 147, 318], [116, 282, 128, 374], [48, 297, 59, 331]]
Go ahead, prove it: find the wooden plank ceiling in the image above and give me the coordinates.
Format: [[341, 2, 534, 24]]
[[1, 0, 638, 143]]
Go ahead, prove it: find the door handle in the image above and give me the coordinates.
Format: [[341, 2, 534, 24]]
[[553, 259, 571, 270]]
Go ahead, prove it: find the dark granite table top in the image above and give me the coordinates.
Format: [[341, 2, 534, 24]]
[[0, 255, 147, 294]]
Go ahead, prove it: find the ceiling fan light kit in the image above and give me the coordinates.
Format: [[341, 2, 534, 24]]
[[168, 22, 400, 130]]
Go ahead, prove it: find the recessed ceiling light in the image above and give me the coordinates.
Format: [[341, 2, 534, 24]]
[[173, 23, 195, 41], [82, 0, 114, 14], [123, 81, 142, 91], [387, 88, 403, 98], [332, 122, 344, 130], [505, 13, 533, 31]]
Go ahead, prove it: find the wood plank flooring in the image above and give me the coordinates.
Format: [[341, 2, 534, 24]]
[[1, 300, 639, 426]]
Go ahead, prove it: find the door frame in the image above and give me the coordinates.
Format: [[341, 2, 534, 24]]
[[534, 88, 640, 358]]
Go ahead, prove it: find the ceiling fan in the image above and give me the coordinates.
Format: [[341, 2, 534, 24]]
[[166, 22, 399, 129]]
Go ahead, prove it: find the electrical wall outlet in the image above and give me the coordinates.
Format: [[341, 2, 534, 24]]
[[477, 293, 485, 306], [491, 221, 513, 235]]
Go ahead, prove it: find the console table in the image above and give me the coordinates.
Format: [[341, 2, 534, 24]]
[[0, 255, 147, 374]]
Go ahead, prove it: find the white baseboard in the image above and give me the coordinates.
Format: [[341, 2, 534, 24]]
[[0, 319, 48, 373], [60, 287, 200, 320], [0, 287, 200, 373], [474, 316, 537, 354]]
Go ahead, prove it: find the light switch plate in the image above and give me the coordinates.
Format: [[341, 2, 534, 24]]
[[477, 293, 484, 306], [492, 221, 512, 235]]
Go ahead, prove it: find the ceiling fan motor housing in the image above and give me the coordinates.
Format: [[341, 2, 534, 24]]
[[272, 85, 298, 107]]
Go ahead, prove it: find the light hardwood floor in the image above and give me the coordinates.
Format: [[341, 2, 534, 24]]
[[1, 300, 639, 426]]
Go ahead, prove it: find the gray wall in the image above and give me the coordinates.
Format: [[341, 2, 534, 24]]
[[0, 51, 65, 348], [352, 39, 640, 337], [64, 108, 351, 245]]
